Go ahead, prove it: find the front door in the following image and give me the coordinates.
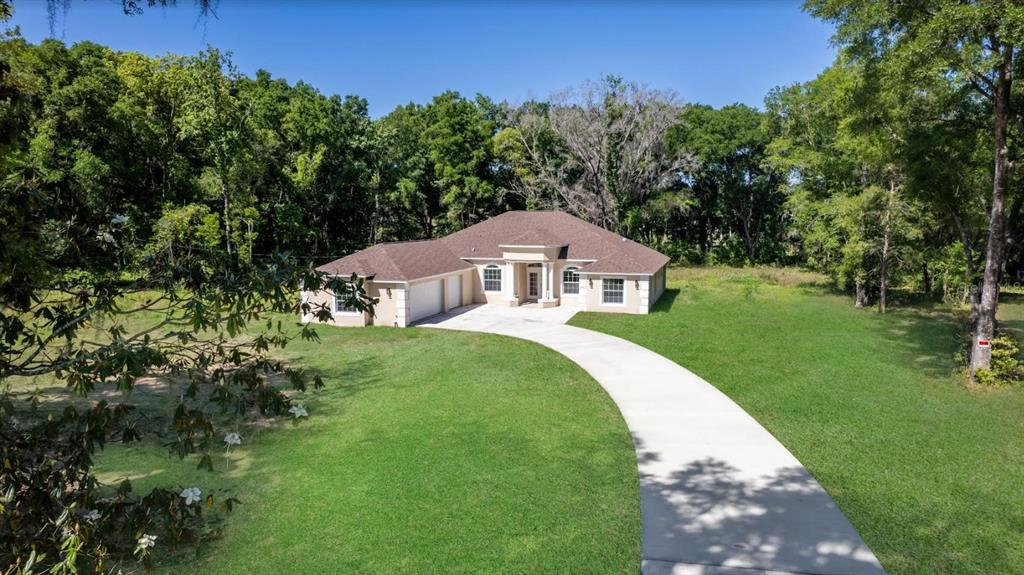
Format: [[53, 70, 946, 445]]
[[527, 270, 539, 299]]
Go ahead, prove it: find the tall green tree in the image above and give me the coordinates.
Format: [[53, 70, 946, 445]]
[[379, 91, 506, 239], [667, 104, 785, 264], [178, 48, 255, 258], [806, 0, 1024, 373], [766, 60, 926, 309]]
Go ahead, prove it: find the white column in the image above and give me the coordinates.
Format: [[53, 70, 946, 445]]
[[543, 263, 552, 299], [505, 261, 515, 300]]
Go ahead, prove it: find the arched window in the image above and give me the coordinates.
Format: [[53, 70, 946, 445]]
[[483, 264, 502, 292], [562, 267, 580, 295]]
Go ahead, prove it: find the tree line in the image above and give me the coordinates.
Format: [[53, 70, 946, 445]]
[[1, 2, 1022, 571], [1, 6, 1021, 363]]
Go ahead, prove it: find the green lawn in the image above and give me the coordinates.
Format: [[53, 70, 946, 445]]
[[91, 327, 640, 574], [570, 267, 1024, 575]]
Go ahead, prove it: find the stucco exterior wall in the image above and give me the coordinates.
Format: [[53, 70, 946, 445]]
[[648, 265, 667, 311], [302, 285, 370, 327], [582, 274, 651, 315], [472, 261, 507, 305], [518, 263, 533, 302], [461, 270, 473, 306], [306, 263, 667, 327], [368, 281, 401, 327], [500, 246, 562, 262]]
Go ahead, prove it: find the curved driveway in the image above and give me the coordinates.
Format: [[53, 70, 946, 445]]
[[418, 305, 885, 575]]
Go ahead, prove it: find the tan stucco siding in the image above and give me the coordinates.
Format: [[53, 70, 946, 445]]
[[517, 263, 531, 302], [582, 274, 650, 314], [500, 245, 561, 261], [473, 261, 507, 305], [648, 265, 667, 311], [368, 281, 401, 326], [302, 285, 370, 327], [461, 270, 473, 306]]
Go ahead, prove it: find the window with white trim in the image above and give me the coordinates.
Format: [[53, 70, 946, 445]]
[[602, 278, 624, 304], [483, 265, 502, 292], [334, 288, 358, 313], [562, 267, 580, 295]]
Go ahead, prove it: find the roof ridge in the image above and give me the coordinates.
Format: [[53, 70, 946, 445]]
[[375, 237, 444, 247]]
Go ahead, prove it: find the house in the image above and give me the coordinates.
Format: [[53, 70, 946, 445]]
[[302, 210, 670, 327]]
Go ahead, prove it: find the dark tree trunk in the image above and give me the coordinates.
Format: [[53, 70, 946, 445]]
[[923, 262, 932, 295], [741, 197, 758, 263], [879, 180, 895, 314], [971, 43, 1014, 375]]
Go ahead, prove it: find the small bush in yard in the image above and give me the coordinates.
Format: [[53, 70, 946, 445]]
[[973, 334, 1024, 387]]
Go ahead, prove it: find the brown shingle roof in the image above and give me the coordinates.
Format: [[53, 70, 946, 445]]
[[502, 229, 566, 247], [317, 211, 669, 281], [316, 240, 471, 281], [442, 211, 669, 273]]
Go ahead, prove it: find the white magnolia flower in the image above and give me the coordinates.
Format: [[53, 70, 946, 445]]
[[224, 432, 242, 446], [288, 404, 308, 418], [110, 214, 129, 225], [179, 487, 202, 505], [83, 509, 101, 522], [138, 534, 157, 549], [97, 231, 116, 245]]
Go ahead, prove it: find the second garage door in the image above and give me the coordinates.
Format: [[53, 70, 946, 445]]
[[409, 279, 444, 323], [446, 275, 462, 311]]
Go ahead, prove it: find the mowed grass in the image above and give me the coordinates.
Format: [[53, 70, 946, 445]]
[[90, 327, 640, 574], [570, 267, 1024, 575]]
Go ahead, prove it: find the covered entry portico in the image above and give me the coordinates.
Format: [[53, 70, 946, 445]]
[[500, 259, 560, 308], [491, 231, 579, 309]]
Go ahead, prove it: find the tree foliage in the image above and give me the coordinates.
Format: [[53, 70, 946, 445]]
[[804, 0, 1024, 371], [3, 4, 1024, 567]]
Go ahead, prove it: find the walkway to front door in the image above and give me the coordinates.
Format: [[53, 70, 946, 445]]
[[418, 305, 886, 575]]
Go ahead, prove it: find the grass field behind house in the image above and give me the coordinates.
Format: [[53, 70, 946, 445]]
[[570, 267, 1024, 575]]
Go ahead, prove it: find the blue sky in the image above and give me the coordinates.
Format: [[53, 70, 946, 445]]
[[8, 1, 836, 117]]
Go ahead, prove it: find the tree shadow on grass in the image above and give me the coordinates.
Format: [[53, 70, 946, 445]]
[[871, 307, 965, 380]]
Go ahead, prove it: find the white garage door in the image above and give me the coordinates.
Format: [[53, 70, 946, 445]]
[[409, 279, 444, 322], [446, 275, 462, 311]]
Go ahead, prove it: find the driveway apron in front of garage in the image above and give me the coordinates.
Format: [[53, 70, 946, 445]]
[[418, 305, 886, 575]]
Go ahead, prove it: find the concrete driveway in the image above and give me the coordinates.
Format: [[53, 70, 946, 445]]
[[418, 305, 885, 575]]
